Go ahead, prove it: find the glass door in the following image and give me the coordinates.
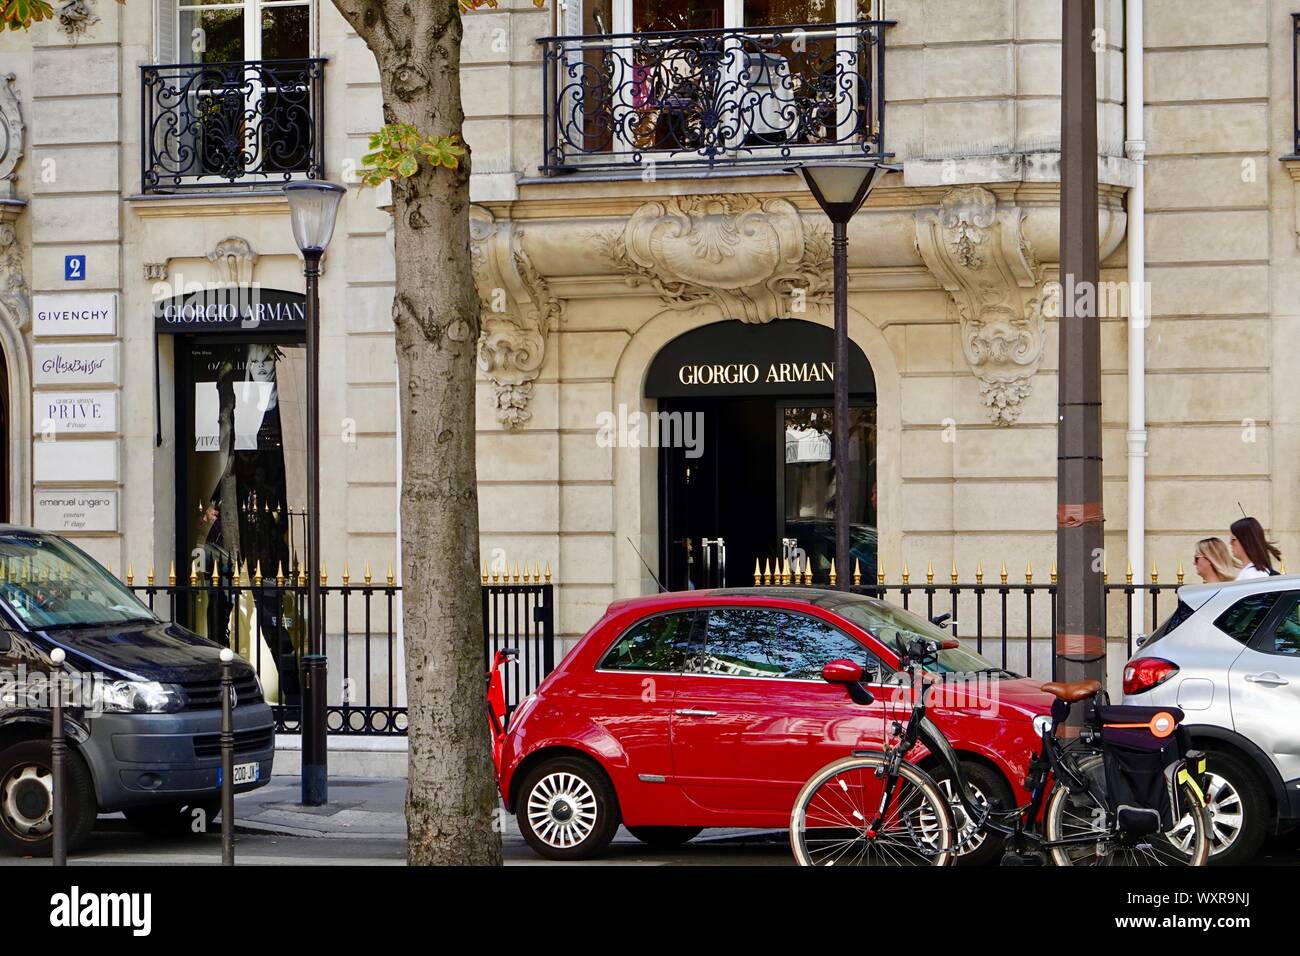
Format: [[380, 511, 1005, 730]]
[[179, 338, 308, 707], [780, 402, 876, 584]]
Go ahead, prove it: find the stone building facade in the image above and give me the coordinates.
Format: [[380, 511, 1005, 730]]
[[0, 0, 1292, 682]]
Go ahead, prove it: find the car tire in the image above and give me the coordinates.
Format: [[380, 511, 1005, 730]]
[[516, 756, 620, 861], [0, 739, 96, 857], [627, 825, 703, 849], [124, 798, 223, 836], [1202, 748, 1270, 866], [927, 760, 1014, 867]]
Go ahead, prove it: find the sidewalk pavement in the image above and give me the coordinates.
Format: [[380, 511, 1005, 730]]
[[234, 776, 407, 839]]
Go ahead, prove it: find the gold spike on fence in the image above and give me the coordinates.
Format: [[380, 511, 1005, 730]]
[[926, 560, 934, 585], [877, 562, 885, 587], [1177, 561, 1185, 585], [803, 562, 812, 586], [189, 560, 199, 587], [975, 561, 984, 585], [1025, 561, 1033, 585], [147, 564, 155, 587], [999, 561, 1007, 585], [853, 559, 862, 587], [342, 563, 350, 586], [1126, 560, 1133, 585], [829, 558, 837, 587], [126, 564, 134, 587], [232, 563, 241, 587], [168, 560, 176, 587], [753, 559, 761, 586], [255, 561, 264, 587], [781, 556, 791, 585], [950, 561, 958, 586], [1150, 559, 1159, 586], [211, 562, 220, 586], [481, 561, 488, 584], [901, 561, 910, 585], [276, 561, 285, 587], [762, 559, 772, 586], [364, 561, 373, 585], [1050, 561, 1057, 585], [387, 563, 395, 586]]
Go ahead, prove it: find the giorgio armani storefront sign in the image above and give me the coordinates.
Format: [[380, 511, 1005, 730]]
[[646, 319, 875, 398], [153, 287, 307, 334]]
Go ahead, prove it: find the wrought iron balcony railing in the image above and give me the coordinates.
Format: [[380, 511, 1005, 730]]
[[140, 58, 326, 193], [538, 20, 892, 175]]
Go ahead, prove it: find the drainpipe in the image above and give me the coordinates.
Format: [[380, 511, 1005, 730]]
[[1125, 0, 1148, 637]]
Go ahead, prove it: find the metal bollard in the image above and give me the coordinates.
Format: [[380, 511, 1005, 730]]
[[50, 647, 66, 867], [219, 648, 234, 866]]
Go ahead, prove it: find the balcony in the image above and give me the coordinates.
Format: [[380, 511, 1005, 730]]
[[140, 58, 326, 193], [538, 19, 891, 175]]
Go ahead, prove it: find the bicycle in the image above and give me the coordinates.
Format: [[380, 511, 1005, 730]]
[[790, 635, 1212, 866]]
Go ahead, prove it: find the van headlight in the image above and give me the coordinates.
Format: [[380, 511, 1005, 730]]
[[94, 680, 185, 714]]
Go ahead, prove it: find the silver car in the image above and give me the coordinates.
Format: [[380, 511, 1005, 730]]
[[1123, 573, 1300, 864]]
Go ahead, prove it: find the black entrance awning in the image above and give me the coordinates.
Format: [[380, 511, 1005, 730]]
[[645, 319, 875, 399]]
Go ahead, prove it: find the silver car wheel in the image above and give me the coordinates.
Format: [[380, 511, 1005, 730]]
[[1, 763, 53, 837], [526, 771, 599, 849], [933, 776, 990, 855], [1203, 771, 1244, 856]]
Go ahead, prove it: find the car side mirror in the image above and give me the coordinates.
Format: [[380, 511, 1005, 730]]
[[822, 659, 863, 684]]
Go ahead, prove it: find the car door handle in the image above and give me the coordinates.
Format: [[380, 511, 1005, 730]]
[[674, 708, 718, 717], [1245, 672, 1290, 686]]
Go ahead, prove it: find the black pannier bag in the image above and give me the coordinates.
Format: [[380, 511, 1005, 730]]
[[1092, 704, 1187, 836]]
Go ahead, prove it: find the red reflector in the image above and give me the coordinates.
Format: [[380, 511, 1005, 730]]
[[1123, 657, 1179, 696]]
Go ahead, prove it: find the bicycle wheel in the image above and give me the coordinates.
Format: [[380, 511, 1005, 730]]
[[1044, 753, 1211, 866], [791, 755, 955, 866]]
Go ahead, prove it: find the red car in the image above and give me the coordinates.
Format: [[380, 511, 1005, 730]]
[[491, 587, 1054, 863]]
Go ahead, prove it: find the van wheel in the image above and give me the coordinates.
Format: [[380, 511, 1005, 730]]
[[125, 798, 223, 835], [516, 756, 620, 860], [0, 739, 96, 857], [627, 826, 703, 849], [1202, 749, 1268, 865]]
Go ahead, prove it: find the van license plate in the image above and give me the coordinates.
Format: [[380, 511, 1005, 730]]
[[230, 763, 259, 785]]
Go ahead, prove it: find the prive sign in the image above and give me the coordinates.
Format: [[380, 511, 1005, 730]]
[[34, 392, 118, 436]]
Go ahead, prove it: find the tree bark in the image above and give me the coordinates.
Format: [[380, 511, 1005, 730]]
[[333, 0, 500, 865]]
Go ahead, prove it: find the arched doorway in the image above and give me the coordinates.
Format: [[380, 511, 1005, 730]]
[[646, 319, 876, 589]]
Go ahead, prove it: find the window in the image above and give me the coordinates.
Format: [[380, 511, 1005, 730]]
[[826, 593, 999, 675], [1142, 599, 1195, 649], [698, 607, 878, 680], [0, 532, 155, 630], [1258, 593, 1300, 657], [600, 612, 697, 671], [176, 0, 311, 64], [1214, 592, 1282, 645]]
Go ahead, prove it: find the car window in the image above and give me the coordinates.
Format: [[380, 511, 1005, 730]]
[[599, 612, 696, 672], [1141, 599, 1195, 649], [1214, 592, 1282, 645], [1257, 593, 1300, 657], [696, 607, 880, 681]]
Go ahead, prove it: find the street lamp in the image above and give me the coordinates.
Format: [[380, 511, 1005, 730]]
[[788, 162, 892, 590], [284, 179, 345, 806]]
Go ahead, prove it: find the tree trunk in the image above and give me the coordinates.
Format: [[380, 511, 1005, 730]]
[[333, 0, 500, 866]]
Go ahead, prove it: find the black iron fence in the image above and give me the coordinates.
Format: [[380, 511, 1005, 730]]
[[140, 57, 326, 192], [127, 571, 555, 737], [539, 20, 892, 174]]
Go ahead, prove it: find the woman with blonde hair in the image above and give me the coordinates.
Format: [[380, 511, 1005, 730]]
[[1193, 537, 1238, 583]]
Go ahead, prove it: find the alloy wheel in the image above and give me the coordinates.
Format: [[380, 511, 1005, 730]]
[[1201, 771, 1243, 856], [525, 771, 599, 849], [933, 777, 990, 855], [1, 764, 53, 838]]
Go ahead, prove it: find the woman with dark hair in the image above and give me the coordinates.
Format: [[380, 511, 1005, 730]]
[[1230, 516, 1283, 579]]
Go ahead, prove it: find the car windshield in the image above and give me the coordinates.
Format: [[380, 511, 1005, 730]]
[[0, 531, 157, 630], [824, 593, 1004, 675]]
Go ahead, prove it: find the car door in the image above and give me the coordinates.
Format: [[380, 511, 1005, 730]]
[[580, 609, 700, 784], [670, 605, 889, 816], [1227, 589, 1300, 783]]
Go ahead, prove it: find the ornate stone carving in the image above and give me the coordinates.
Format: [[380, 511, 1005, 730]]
[[471, 206, 563, 430], [0, 222, 30, 333], [914, 186, 1046, 425], [208, 236, 257, 286], [144, 262, 169, 282], [0, 74, 24, 201], [58, 0, 100, 42], [598, 194, 831, 323]]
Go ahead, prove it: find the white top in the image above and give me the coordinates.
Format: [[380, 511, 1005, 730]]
[[1236, 564, 1270, 580]]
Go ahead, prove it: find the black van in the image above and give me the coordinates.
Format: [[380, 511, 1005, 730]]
[[0, 527, 274, 855]]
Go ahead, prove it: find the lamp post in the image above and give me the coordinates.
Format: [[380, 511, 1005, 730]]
[[788, 163, 892, 590], [284, 180, 345, 806]]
